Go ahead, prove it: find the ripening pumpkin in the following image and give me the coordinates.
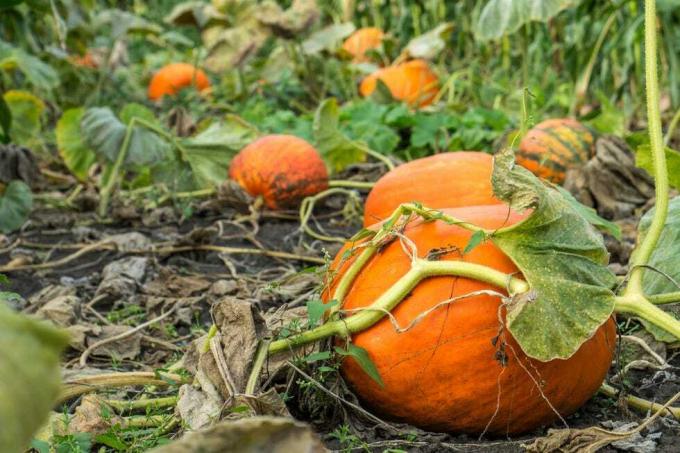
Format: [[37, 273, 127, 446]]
[[229, 135, 329, 210], [326, 204, 616, 435], [342, 27, 384, 62], [147, 63, 211, 101], [359, 59, 439, 107], [70, 51, 99, 69], [516, 118, 595, 184], [363, 152, 502, 226]]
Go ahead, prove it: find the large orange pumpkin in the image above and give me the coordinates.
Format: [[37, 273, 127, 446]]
[[359, 59, 439, 107], [342, 27, 384, 62], [363, 152, 502, 226], [326, 204, 616, 435], [147, 63, 211, 101], [229, 135, 329, 210], [516, 118, 595, 184]]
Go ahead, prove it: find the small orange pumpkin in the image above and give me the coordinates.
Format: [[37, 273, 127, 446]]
[[359, 59, 439, 107], [147, 63, 211, 101], [229, 135, 329, 210], [70, 51, 99, 69], [363, 152, 502, 226], [516, 118, 595, 184], [326, 204, 616, 435], [342, 27, 384, 62]]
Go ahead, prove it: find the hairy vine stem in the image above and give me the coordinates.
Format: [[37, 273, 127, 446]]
[[626, 0, 669, 295]]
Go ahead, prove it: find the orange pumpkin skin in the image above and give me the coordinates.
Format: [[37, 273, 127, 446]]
[[70, 52, 99, 69], [327, 204, 616, 435], [359, 59, 439, 107], [229, 135, 329, 210], [147, 63, 211, 101], [342, 27, 384, 62], [363, 152, 502, 226], [517, 118, 595, 184]]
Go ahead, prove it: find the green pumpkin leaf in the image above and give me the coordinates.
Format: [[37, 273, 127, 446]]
[[636, 144, 680, 191], [306, 299, 338, 327], [334, 344, 384, 387], [464, 230, 487, 254], [476, 0, 579, 41], [303, 22, 355, 54], [119, 103, 158, 126], [2, 90, 43, 147], [405, 22, 454, 59], [0, 42, 59, 91], [180, 119, 258, 188], [0, 300, 69, 452], [0, 92, 12, 143], [554, 186, 622, 239], [633, 197, 680, 342], [81, 107, 171, 167], [56, 108, 97, 181], [313, 98, 367, 173], [0, 180, 32, 233], [490, 148, 617, 361]]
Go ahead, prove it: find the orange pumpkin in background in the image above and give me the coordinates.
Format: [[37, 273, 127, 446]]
[[326, 204, 617, 435], [229, 135, 329, 210], [359, 59, 439, 107], [147, 63, 211, 101], [363, 152, 502, 226], [516, 118, 596, 184], [70, 51, 99, 69], [342, 27, 385, 62]]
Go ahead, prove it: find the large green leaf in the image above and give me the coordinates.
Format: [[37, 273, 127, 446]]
[[302, 22, 355, 54], [56, 108, 97, 181], [0, 42, 59, 91], [488, 149, 617, 361], [93, 9, 162, 39], [636, 144, 680, 191], [476, 0, 580, 41], [180, 120, 259, 188], [0, 298, 68, 453], [0, 94, 10, 144], [313, 98, 367, 173], [405, 23, 454, 59], [81, 107, 171, 167], [0, 180, 32, 234], [634, 197, 680, 342], [3, 90, 43, 147]]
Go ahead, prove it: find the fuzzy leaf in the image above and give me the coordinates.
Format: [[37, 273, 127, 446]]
[[303, 22, 355, 54], [405, 22, 454, 59], [636, 144, 680, 191], [56, 108, 96, 181], [0, 180, 32, 234], [0, 300, 69, 452], [0, 42, 59, 91], [180, 120, 259, 188], [555, 186, 621, 239], [313, 98, 367, 172], [476, 0, 580, 41], [634, 197, 680, 342], [81, 107, 170, 167], [0, 94, 10, 143], [490, 149, 617, 360], [2, 90, 43, 147]]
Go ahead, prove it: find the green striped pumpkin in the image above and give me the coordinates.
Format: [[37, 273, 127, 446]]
[[516, 118, 596, 184]]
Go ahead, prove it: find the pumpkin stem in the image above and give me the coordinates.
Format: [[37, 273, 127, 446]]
[[615, 293, 680, 341], [626, 0, 669, 295]]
